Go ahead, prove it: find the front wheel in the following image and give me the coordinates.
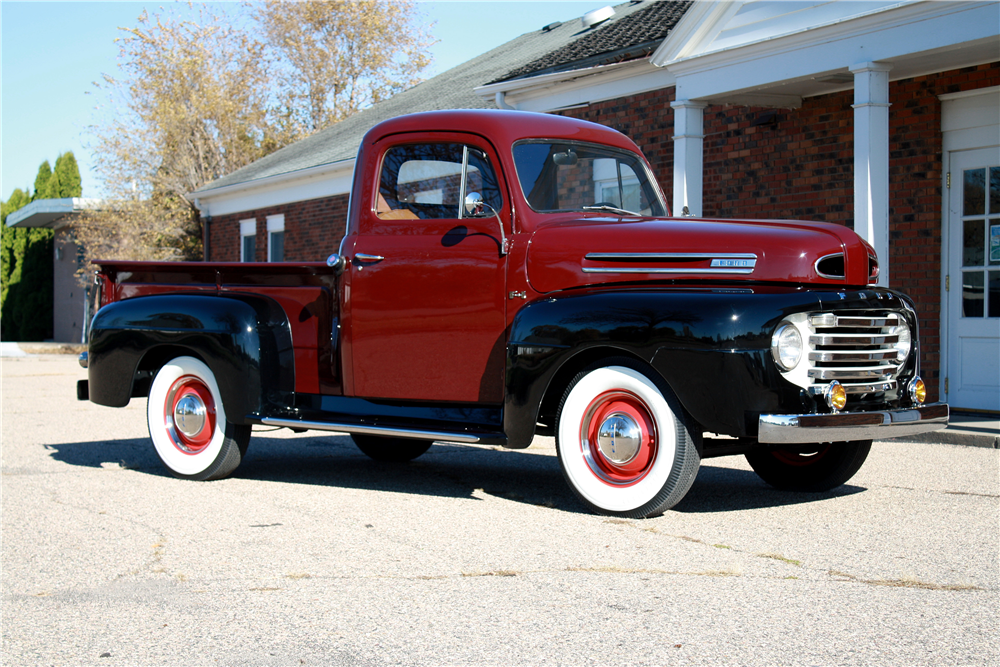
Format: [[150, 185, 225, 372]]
[[555, 358, 701, 518], [147, 356, 250, 480], [352, 434, 432, 462], [745, 440, 872, 492]]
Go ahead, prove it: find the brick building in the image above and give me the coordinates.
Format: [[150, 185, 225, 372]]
[[193, 0, 999, 412]]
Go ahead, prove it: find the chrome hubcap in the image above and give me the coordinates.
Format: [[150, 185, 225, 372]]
[[174, 394, 207, 437], [596, 412, 641, 464]]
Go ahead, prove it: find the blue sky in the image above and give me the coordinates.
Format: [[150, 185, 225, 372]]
[[0, 0, 612, 200]]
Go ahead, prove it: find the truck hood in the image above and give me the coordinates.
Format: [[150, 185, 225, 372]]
[[525, 216, 874, 293]]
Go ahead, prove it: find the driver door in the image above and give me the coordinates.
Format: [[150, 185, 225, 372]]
[[347, 133, 510, 403]]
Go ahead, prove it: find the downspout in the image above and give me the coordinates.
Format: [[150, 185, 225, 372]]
[[495, 92, 515, 110], [195, 197, 211, 261], [203, 216, 211, 261]]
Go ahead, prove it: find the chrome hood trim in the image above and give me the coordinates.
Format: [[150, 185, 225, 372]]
[[582, 252, 757, 275]]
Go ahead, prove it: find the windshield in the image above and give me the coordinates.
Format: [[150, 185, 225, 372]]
[[512, 141, 666, 216]]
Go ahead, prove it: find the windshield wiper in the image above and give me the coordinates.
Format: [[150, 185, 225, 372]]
[[580, 204, 638, 216]]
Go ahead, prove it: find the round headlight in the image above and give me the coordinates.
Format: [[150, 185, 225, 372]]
[[891, 319, 912, 362], [771, 322, 803, 371]]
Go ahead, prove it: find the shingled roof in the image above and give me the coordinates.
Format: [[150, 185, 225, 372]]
[[195, 1, 690, 196], [490, 0, 692, 84]]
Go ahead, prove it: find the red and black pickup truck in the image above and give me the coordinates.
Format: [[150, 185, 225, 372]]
[[78, 109, 948, 518]]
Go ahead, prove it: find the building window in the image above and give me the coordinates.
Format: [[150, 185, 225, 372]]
[[240, 219, 256, 262], [267, 214, 285, 262]]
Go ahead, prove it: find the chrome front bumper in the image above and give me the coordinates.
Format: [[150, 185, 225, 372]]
[[758, 403, 949, 444]]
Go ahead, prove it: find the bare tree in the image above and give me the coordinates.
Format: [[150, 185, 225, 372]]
[[255, 0, 433, 135], [79, 2, 432, 267]]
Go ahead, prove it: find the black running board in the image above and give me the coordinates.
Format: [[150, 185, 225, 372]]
[[255, 416, 506, 446]]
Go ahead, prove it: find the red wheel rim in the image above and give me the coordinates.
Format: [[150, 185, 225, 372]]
[[580, 390, 657, 486], [771, 446, 832, 466], [163, 375, 217, 454]]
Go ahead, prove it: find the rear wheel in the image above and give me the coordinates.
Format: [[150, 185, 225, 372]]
[[147, 356, 250, 480], [555, 358, 700, 518], [352, 434, 432, 462], [745, 440, 872, 491]]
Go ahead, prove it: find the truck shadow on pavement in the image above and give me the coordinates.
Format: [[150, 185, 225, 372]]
[[46, 433, 865, 515]]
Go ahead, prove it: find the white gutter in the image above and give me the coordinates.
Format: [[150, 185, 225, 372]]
[[189, 158, 356, 206], [189, 158, 356, 218]]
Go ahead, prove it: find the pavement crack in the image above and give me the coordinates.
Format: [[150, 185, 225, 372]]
[[878, 484, 998, 498], [828, 569, 983, 591]]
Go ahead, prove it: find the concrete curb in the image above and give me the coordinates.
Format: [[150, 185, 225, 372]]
[[1, 342, 87, 356], [901, 425, 1000, 449]]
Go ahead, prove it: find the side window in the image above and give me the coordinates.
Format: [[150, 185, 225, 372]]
[[240, 219, 256, 262], [266, 214, 285, 262], [377, 143, 502, 220]]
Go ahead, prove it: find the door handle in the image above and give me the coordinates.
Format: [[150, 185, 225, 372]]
[[354, 253, 385, 263]]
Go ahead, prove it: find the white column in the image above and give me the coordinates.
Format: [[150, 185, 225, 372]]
[[851, 61, 893, 286], [671, 100, 707, 217]]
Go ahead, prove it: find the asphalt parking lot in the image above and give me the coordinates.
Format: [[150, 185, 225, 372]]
[[2, 354, 998, 666]]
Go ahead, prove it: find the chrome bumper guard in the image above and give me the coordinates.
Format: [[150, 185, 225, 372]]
[[758, 403, 949, 444]]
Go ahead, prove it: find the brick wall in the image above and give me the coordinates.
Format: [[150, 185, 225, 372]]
[[210, 63, 998, 402], [207, 194, 350, 263], [558, 62, 1000, 400], [557, 87, 678, 193]]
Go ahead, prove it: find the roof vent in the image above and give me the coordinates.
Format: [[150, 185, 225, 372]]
[[542, 21, 562, 32], [581, 6, 615, 30]]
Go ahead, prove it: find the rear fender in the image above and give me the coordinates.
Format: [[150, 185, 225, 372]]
[[88, 294, 294, 423]]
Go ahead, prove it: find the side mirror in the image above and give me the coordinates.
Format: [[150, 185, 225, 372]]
[[464, 192, 485, 216], [462, 192, 507, 256]]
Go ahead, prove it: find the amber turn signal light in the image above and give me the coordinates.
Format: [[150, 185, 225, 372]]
[[824, 381, 847, 412], [909, 377, 927, 404]]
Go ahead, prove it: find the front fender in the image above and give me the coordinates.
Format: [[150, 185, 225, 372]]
[[503, 287, 852, 447], [88, 294, 294, 423]]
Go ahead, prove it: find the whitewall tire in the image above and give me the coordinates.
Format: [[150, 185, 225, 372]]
[[556, 358, 700, 518], [147, 356, 250, 480]]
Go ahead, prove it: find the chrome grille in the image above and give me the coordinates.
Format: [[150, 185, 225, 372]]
[[805, 313, 903, 395]]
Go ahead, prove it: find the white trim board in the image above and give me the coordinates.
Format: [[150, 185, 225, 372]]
[[193, 160, 355, 218], [657, 2, 997, 103]]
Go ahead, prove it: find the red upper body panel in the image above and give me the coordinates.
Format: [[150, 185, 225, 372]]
[[525, 214, 871, 292], [354, 110, 876, 291]]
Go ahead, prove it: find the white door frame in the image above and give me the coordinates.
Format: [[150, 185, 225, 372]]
[[940, 86, 1000, 410]]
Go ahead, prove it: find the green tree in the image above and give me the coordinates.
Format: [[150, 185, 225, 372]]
[[1, 188, 32, 309], [53, 152, 83, 198], [41, 169, 63, 200], [0, 152, 80, 340], [1, 183, 53, 341], [32, 161, 52, 200]]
